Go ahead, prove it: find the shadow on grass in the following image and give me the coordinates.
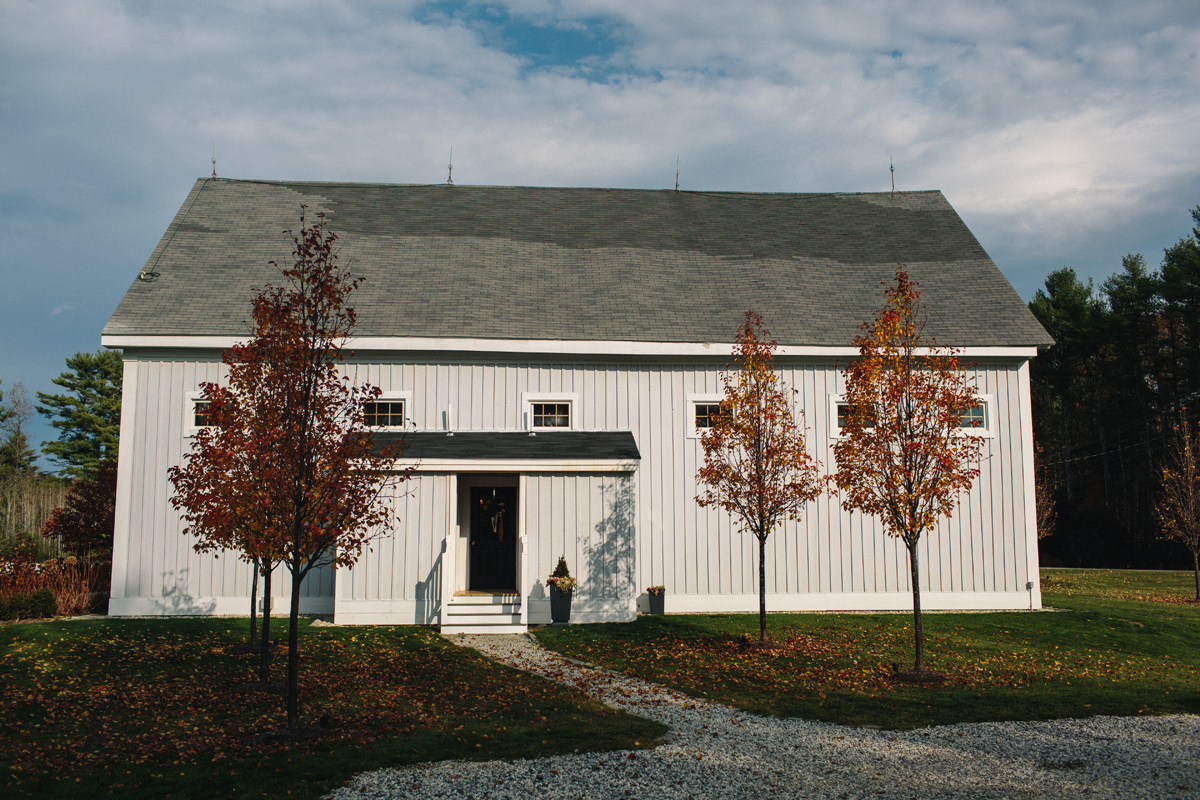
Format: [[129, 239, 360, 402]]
[[535, 589, 1200, 731], [2, 618, 665, 800]]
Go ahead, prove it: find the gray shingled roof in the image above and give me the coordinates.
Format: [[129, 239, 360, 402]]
[[103, 178, 1051, 347], [371, 431, 640, 461]]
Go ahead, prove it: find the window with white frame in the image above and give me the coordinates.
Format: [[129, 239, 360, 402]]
[[532, 402, 570, 428], [687, 393, 727, 438], [694, 402, 726, 429], [364, 399, 406, 428], [184, 393, 216, 436], [193, 400, 213, 428], [363, 392, 412, 429], [829, 395, 872, 437], [957, 396, 993, 436], [523, 393, 578, 430]]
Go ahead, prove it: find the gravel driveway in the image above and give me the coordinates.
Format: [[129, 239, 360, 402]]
[[325, 632, 1200, 799]]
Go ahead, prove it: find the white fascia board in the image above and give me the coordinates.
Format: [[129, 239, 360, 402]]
[[102, 334, 1039, 360], [387, 458, 639, 473]]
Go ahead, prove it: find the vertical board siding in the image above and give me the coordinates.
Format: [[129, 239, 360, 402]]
[[116, 351, 1035, 615], [115, 356, 335, 609], [525, 473, 636, 603], [342, 474, 447, 606]]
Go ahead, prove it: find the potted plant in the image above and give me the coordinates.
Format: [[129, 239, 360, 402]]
[[547, 556, 576, 626], [646, 585, 666, 615]]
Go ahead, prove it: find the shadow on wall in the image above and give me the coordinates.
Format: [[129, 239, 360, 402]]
[[159, 567, 218, 615], [584, 475, 636, 601], [413, 546, 442, 625]]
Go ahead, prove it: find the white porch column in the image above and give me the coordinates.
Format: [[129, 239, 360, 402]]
[[440, 473, 458, 625]]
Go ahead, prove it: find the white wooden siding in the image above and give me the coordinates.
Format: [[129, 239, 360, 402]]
[[110, 349, 1039, 618]]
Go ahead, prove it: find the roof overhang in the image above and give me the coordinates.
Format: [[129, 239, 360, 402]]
[[372, 430, 640, 473], [101, 335, 1040, 359]]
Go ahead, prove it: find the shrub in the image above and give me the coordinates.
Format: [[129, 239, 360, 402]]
[[0, 555, 106, 616], [0, 587, 56, 620]]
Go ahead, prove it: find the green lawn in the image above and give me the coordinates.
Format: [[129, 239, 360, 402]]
[[534, 568, 1200, 730], [1, 618, 665, 799]]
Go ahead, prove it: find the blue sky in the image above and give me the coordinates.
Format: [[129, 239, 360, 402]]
[[2, 0, 1199, 469]]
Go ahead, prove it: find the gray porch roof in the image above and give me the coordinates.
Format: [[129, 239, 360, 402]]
[[371, 431, 640, 461], [104, 179, 1050, 348]]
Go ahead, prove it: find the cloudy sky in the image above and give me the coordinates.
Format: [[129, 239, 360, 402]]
[[2, 0, 1198, 468]]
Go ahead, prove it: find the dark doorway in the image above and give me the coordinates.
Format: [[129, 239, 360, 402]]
[[469, 486, 517, 592]]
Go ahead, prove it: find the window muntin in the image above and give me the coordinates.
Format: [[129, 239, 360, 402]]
[[364, 399, 406, 428], [835, 402, 874, 429], [193, 400, 213, 428], [532, 402, 570, 428], [959, 402, 987, 430], [695, 402, 727, 429]]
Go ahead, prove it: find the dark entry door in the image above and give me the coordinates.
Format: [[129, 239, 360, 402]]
[[469, 486, 517, 592]]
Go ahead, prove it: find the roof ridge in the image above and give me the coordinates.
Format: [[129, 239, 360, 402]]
[[198, 177, 945, 199]]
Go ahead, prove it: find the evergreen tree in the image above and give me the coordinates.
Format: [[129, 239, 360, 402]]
[[36, 350, 122, 479]]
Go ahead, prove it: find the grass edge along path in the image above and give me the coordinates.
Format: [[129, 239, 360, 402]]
[[1, 618, 666, 800], [535, 568, 1200, 731]]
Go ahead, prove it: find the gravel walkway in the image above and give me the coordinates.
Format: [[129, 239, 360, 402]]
[[326, 632, 1200, 800]]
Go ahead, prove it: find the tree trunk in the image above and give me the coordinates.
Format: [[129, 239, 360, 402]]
[[248, 563, 259, 645], [259, 563, 272, 684], [1194, 550, 1199, 602], [908, 538, 924, 671], [758, 534, 767, 642], [286, 562, 303, 729]]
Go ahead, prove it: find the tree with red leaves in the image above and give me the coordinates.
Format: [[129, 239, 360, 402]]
[[170, 379, 281, 678], [833, 270, 982, 674], [696, 311, 823, 644], [169, 209, 408, 729], [41, 460, 117, 559]]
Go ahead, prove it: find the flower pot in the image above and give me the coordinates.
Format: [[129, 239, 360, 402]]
[[550, 587, 573, 625], [648, 592, 665, 615]]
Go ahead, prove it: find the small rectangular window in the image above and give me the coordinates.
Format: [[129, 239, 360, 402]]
[[193, 400, 213, 428], [959, 403, 987, 430], [695, 402, 727, 429], [364, 400, 406, 428], [836, 403, 874, 429], [532, 402, 570, 428]]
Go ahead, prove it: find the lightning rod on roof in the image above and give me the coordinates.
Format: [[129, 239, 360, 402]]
[[212, 141, 217, 178], [889, 155, 895, 198], [675, 155, 680, 192], [447, 148, 454, 186]]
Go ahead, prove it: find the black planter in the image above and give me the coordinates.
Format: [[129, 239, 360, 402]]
[[549, 587, 573, 625], [648, 592, 665, 615]]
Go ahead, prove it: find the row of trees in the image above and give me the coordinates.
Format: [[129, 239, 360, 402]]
[[1031, 206, 1200, 570], [170, 217, 969, 716], [698, 272, 981, 676]]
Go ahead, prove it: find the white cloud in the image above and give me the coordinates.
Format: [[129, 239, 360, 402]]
[[1, 0, 1199, 382]]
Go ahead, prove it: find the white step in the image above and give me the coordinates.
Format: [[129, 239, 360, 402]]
[[450, 593, 519, 604], [448, 602, 520, 613], [441, 593, 526, 634], [441, 624, 528, 635], [443, 613, 522, 626]]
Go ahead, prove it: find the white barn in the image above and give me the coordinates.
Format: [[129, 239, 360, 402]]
[[102, 179, 1052, 631]]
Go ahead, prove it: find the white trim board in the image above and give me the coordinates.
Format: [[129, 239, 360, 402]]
[[103, 334, 1040, 360], [109, 596, 334, 617], [391, 458, 640, 473], [656, 591, 1041, 613]]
